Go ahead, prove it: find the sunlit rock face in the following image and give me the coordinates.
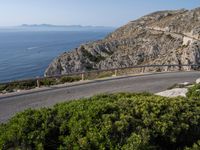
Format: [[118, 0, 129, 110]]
[[45, 7, 200, 76]]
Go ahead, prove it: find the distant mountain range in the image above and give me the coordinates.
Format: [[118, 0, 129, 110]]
[[0, 24, 115, 32], [20, 24, 113, 28]]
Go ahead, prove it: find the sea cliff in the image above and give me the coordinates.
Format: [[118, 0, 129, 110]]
[[45, 8, 200, 76]]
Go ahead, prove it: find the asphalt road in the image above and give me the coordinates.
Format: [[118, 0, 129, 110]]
[[0, 71, 200, 123]]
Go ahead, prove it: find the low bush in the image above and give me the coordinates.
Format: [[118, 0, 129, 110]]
[[94, 72, 113, 79], [40, 78, 58, 86], [186, 84, 200, 100], [60, 76, 81, 84], [0, 80, 37, 93], [14, 80, 37, 89], [1, 93, 200, 150], [0, 76, 82, 93], [185, 141, 200, 150], [0, 84, 7, 92], [82, 49, 105, 63]]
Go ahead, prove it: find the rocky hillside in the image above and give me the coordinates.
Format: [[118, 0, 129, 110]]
[[45, 7, 200, 76]]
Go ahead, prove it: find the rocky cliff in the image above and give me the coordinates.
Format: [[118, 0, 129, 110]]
[[45, 7, 200, 76]]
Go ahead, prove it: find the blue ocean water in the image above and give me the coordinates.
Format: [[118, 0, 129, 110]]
[[0, 31, 111, 83]]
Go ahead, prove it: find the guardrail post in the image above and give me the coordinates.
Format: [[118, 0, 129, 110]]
[[166, 66, 170, 72], [142, 67, 145, 73], [188, 65, 191, 71], [81, 73, 85, 81], [114, 69, 117, 76], [36, 77, 40, 88]]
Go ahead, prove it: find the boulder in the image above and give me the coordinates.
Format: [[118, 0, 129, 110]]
[[196, 78, 200, 84], [156, 88, 188, 98]]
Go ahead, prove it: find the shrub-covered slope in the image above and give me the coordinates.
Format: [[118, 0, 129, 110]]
[[1, 93, 200, 150]]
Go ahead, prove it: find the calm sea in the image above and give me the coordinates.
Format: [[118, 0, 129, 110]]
[[0, 30, 111, 83]]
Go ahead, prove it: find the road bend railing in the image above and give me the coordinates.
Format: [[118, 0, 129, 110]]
[[1, 64, 200, 88]]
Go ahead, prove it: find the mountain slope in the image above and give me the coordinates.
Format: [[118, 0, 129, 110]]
[[45, 8, 200, 76]]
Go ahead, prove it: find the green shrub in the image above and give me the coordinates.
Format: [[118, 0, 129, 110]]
[[40, 78, 57, 86], [0, 80, 37, 93], [186, 84, 200, 100], [185, 141, 200, 150], [82, 49, 105, 62], [0, 75, 81, 93], [0, 76, 82, 93], [1, 93, 200, 150], [0, 84, 7, 92], [14, 80, 37, 89], [95, 72, 113, 79], [60, 76, 81, 84]]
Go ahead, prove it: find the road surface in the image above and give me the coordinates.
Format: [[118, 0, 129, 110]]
[[0, 71, 200, 123]]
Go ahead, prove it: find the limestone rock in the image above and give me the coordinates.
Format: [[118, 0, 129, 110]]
[[196, 78, 200, 84], [156, 88, 188, 97]]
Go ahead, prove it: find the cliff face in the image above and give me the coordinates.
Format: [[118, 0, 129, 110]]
[[45, 8, 200, 76]]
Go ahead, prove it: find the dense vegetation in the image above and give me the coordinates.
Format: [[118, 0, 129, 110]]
[[0, 80, 37, 93], [0, 71, 116, 94], [186, 84, 200, 100], [0, 76, 81, 93], [1, 91, 200, 150]]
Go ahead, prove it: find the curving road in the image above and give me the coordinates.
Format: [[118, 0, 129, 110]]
[[0, 71, 200, 123]]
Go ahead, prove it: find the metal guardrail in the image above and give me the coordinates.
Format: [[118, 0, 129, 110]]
[[1, 64, 200, 86]]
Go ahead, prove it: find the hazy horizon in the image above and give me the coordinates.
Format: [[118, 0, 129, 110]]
[[0, 24, 115, 28], [0, 0, 199, 27]]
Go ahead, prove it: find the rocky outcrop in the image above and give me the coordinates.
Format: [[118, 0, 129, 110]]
[[156, 88, 188, 97], [45, 7, 200, 76]]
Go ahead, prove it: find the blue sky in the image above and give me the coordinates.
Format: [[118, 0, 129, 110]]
[[0, 0, 199, 27]]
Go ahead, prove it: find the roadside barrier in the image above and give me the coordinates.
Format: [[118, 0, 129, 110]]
[[1, 64, 200, 87]]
